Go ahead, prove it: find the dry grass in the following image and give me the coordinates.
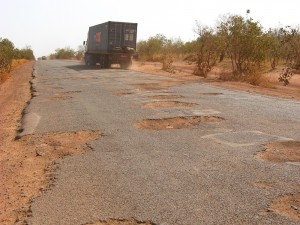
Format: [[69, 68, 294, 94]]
[[0, 59, 29, 83]]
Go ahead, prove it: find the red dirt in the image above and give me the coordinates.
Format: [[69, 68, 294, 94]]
[[0, 62, 101, 224], [131, 61, 300, 101], [134, 116, 224, 130], [271, 193, 300, 221], [258, 141, 300, 163]]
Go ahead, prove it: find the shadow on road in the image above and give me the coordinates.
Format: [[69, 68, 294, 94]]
[[66, 64, 123, 72], [65, 64, 103, 71]]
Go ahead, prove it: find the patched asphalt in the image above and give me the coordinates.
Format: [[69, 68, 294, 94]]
[[24, 60, 300, 225]]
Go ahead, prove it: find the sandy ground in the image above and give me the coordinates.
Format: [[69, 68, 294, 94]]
[[0, 61, 299, 224], [131, 61, 300, 101]]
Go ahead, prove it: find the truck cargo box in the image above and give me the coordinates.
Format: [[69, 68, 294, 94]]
[[86, 21, 137, 54]]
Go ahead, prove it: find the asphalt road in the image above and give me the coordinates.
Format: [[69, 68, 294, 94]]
[[24, 60, 300, 225]]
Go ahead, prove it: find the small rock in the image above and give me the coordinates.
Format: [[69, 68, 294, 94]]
[[291, 205, 298, 211], [36, 150, 45, 157], [266, 208, 273, 212]]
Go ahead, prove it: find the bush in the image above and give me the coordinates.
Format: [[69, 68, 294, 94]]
[[137, 34, 184, 62], [14, 47, 35, 60], [0, 38, 14, 74], [161, 55, 175, 73], [278, 66, 294, 86], [193, 23, 223, 77]]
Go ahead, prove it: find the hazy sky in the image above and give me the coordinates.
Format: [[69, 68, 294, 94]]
[[1, 0, 299, 57]]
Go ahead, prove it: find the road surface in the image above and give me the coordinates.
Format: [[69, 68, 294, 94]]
[[23, 60, 300, 225]]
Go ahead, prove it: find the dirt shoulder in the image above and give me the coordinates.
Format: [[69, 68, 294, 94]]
[[131, 61, 300, 101], [0, 62, 101, 224], [0, 62, 33, 224]]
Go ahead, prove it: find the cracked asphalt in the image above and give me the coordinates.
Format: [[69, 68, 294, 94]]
[[24, 60, 300, 225]]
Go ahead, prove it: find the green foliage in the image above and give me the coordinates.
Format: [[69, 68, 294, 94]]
[[51, 47, 75, 59], [279, 26, 300, 69], [217, 15, 268, 77], [75, 45, 85, 60], [49, 46, 85, 60], [14, 46, 35, 60], [181, 39, 200, 54], [137, 34, 184, 62], [193, 24, 223, 77], [0, 38, 15, 74], [265, 29, 284, 69]]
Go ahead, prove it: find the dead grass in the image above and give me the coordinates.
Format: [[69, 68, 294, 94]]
[[0, 59, 29, 83], [11, 59, 29, 70]]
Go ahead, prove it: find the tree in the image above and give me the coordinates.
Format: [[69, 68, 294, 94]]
[[53, 47, 75, 59], [0, 38, 15, 74], [217, 15, 268, 77], [193, 23, 223, 77], [137, 34, 168, 61], [75, 45, 85, 60], [14, 46, 35, 60], [279, 26, 300, 69]]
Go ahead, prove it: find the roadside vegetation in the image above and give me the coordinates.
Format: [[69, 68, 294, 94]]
[[49, 46, 84, 60], [44, 13, 300, 87], [136, 14, 300, 86], [0, 37, 35, 82]]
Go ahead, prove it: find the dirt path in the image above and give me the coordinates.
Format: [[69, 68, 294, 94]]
[[0, 62, 33, 224]]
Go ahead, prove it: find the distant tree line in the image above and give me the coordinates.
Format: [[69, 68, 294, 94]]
[[0, 38, 35, 77], [137, 14, 300, 85], [49, 46, 84, 60]]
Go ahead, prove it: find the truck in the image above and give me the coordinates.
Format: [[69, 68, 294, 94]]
[[83, 21, 138, 69]]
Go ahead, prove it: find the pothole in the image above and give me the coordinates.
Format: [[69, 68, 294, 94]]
[[1, 130, 101, 224], [199, 93, 223, 95], [142, 101, 197, 108], [47, 96, 72, 102], [67, 77, 98, 80], [55, 91, 81, 95], [148, 95, 184, 100], [135, 116, 224, 130], [257, 141, 300, 163], [85, 218, 156, 225], [131, 80, 185, 91], [255, 181, 273, 188], [114, 89, 141, 96], [270, 193, 300, 221]]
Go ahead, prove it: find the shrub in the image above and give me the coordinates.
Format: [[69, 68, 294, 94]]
[[193, 23, 223, 77], [278, 66, 294, 86], [217, 15, 269, 78], [161, 55, 175, 73], [0, 38, 14, 74]]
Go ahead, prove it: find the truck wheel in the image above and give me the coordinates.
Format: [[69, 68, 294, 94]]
[[120, 60, 132, 69], [85, 55, 96, 66], [104, 56, 111, 69]]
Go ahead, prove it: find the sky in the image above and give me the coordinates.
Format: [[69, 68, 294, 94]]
[[1, 0, 299, 57]]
